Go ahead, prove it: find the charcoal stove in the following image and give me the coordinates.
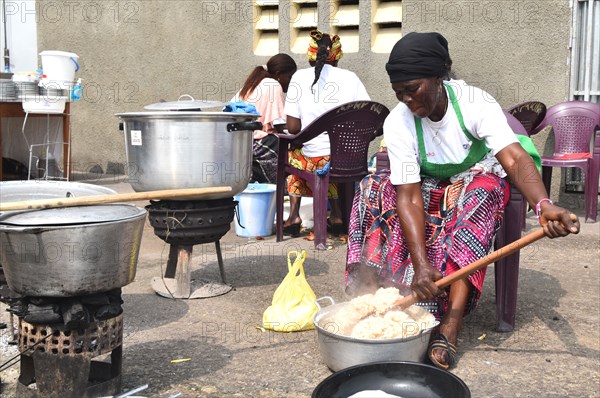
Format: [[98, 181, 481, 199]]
[[0, 287, 126, 398], [0, 181, 147, 397], [146, 197, 237, 299], [15, 314, 123, 398]]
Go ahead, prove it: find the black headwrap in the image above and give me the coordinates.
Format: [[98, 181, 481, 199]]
[[385, 32, 449, 83]]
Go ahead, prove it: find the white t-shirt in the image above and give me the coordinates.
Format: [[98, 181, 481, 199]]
[[232, 78, 285, 140], [384, 79, 518, 185], [284, 64, 370, 157]]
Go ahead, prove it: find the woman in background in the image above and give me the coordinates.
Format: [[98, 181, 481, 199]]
[[282, 30, 370, 236], [233, 53, 297, 184]]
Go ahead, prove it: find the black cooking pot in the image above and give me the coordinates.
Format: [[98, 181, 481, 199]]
[[312, 361, 470, 398]]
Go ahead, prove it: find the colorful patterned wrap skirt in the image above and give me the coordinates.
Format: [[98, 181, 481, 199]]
[[345, 170, 510, 319], [287, 148, 339, 198]]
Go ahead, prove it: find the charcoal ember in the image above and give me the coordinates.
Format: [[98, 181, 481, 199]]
[[24, 303, 61, 324], [106, 288, 124, 305], [95, 304, 122, 320], [80, 294, 110, 306], [60, 299, 91, 330], [28, 297, 55, 306], [7, 299, 29, 317]]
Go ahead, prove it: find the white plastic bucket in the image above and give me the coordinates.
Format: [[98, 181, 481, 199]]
[[39, 51, 79, 89], [234, 183, 277, 237]]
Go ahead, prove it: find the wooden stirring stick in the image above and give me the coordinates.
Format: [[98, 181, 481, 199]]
[[0, 186, 233, 211], [394, 228, 547, 309]]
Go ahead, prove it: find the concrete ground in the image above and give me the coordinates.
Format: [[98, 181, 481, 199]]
[[0, 178, 599, 397]]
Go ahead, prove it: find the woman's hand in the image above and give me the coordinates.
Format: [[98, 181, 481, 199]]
[[411, 261, 444, 301], [539, 202, 580, 238], [497, 144, 580, 238], [394, 183, 445, 301]]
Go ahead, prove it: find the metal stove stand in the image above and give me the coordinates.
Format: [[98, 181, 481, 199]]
[[146, 198, 237, 299]]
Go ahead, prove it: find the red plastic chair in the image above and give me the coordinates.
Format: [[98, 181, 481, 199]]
[[533, 101, 600, 223], [275, 101, 390, 250], [507, 101, 547, 135]]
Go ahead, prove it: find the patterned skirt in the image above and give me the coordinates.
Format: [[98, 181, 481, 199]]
[[345, 171, 510, 319], [251, 134, 278, 184], [287, 148, 339, 198]]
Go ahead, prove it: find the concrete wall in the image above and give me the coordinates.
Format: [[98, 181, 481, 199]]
[[35, 0, 572, 176]]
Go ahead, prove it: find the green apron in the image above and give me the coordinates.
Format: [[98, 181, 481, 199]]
[[414, 83, 489, 180]]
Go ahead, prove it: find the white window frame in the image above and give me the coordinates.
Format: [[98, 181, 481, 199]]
[[570, 0, 600, 103]]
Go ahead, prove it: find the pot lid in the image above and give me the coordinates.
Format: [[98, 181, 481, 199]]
[[0, 204, 146, 226], [116, 111, 260, 119], [0, 181, 117, 203], [144, 95, 226, 111]]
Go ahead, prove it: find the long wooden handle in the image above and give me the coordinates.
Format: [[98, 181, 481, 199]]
[[0, 186, 233, 211], [394, 228, 547, 309]]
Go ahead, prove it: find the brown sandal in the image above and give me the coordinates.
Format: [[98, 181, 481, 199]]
[[428, 333, 458, 370]]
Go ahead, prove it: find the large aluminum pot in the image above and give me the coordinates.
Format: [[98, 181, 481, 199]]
[[116, 111, 262, 199], [314, 297, 439, 372], [0, 181, 147, 297]]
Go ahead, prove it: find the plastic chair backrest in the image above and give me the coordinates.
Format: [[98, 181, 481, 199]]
[[291, 101, 389, 178], [507, 101, 547, 134], [537, 101, 600, 156], [503, 110, 528, 136]]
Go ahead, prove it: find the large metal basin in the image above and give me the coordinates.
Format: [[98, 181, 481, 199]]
[[314, 297, 439, 372], [0, 180, 118, 203], [0, 181, 147, 297], [116, 111, 260, 199]]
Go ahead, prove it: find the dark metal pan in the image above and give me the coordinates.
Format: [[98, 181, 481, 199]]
[[312, 361, 470, 398]]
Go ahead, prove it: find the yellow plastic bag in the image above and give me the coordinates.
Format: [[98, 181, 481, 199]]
[[262, 250, 318, 332]]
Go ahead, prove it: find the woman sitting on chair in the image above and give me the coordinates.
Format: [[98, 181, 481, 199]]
[[282, 30, 370, 236], [232, 53, 297, 184], [345, 32, 579, 369]]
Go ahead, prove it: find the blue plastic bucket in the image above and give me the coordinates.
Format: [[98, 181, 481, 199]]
[[234, 183, 277, 237]]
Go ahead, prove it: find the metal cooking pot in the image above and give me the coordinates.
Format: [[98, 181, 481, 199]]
[[0, 180, 118, 204], [312, 361, 470, 398], [116, 111, 262, 199], [0, 181, 147, 297], [143, 96, 226, 111], [314, 297, 439, 372]]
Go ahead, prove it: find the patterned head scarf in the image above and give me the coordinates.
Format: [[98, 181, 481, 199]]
[[306, 30, 343, 62]]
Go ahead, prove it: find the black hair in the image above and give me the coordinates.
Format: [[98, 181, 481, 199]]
[[310, 33, 334, 93], [240, 53, 297, 99]]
